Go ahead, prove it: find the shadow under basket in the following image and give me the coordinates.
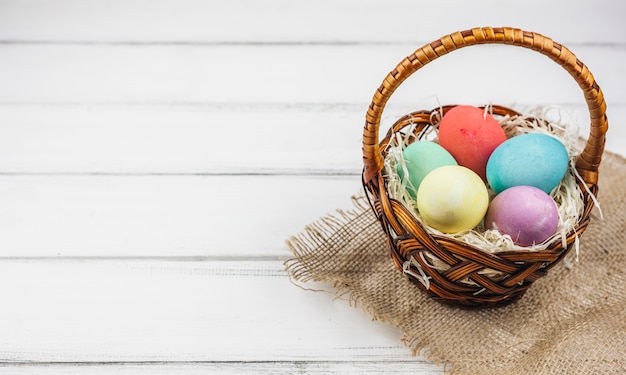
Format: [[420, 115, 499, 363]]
[[361, 27, 608, 308]]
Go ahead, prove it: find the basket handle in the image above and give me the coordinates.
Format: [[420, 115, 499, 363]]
[[362, 27, 608, 185]]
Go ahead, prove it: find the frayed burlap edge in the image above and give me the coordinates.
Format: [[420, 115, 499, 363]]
[[284, 193, 458, 371], [284, 195, 392, 310]]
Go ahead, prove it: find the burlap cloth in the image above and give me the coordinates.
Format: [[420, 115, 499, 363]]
[[285, 151, 626, 374]]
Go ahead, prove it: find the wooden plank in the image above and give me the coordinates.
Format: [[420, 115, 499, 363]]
[[0, 361, 443, 374], [0, 259, 440, 372], [0, 44, 622, 106], [0, 104, 624, 175], [0, 104, 365, 174], [0, 0, 622, 44], [0, 175, 361, 257]]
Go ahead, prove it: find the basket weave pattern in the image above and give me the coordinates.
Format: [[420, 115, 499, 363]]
[[362, 27, 608, 308]]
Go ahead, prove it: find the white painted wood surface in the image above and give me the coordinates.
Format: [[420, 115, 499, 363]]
[[1, 1, 624, 373]]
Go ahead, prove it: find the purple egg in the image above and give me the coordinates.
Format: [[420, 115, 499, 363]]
[[484, 186, 559, 247]]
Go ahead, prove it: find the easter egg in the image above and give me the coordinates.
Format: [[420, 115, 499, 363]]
[[397, 141, 457, 197], [416, 165, 489, 233], [486, 133, 569, 194], [438, 105, 507, 180], [484, 185, 559, 246]]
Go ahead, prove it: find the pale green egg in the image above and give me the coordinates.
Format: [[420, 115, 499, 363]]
[[398, 141, 457, 197]]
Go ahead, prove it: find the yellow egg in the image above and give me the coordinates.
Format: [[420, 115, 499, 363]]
[[416, 165, 489, 233]]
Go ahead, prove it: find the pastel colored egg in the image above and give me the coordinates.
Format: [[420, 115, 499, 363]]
[[484, 185, 559, 246], [397, 141, 457, 197], [438, 105, 507, 180], [416, 165, 489, 233], [486, 133, 569, 194]]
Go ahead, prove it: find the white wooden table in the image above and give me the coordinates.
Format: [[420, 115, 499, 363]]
[[0, 1, 624, 373]]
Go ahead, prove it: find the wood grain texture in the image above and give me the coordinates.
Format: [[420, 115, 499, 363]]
[[0, 105, 364, 174], [0, 175, 359, 257], [0, 362, 442, 375], [0, 44, 622, 106], [0, 0, 623, 373], [0, 260, 413, 362]]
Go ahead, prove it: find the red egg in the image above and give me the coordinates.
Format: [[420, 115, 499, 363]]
[[438, 105, 507, 180]]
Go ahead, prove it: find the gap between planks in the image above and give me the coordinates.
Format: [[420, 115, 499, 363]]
[[1, 39, 624, 47], [0, 360, 443, 374]]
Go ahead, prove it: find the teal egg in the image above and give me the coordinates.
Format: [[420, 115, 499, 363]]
[[486, 133, 569, 194], [398, 141, 457, 197]]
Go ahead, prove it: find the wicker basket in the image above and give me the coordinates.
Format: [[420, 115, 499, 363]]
[[362, 27, 608, 308]]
